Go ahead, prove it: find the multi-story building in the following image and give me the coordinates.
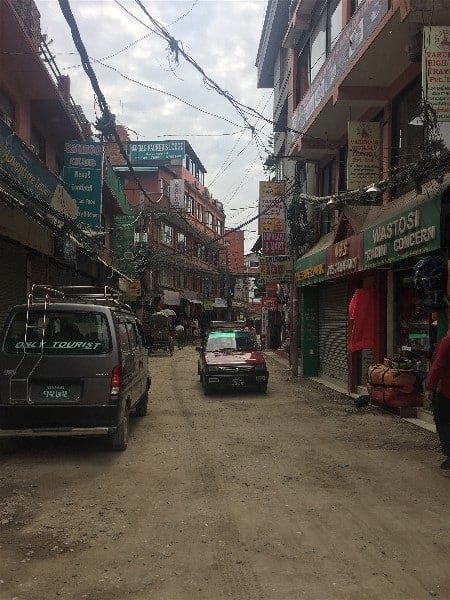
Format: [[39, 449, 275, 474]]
[[0, 0, 133, 326], [258, 0, 450, 392], [106, 129, 227, 319]]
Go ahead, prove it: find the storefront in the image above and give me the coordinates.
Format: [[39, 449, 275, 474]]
[[362, 187, 446, 378]]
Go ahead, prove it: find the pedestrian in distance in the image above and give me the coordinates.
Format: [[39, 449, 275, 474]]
[[175, 322, 185, 350], [425, 323, 450, 475]]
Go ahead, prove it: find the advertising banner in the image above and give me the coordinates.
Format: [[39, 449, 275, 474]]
[[423, 26, 450, 122], [262, 231, 286, 255], [110, 214, 135, 275], [347, 122, 381, 190], [63, 141, 103, 228], [260, 255, 293, 283], [169, 179, 185, 209], [258, 181, 286, 234], [128, 140, 185, 162]]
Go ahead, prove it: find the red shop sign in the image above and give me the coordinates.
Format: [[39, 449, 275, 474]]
[[326, 234, 363, 278], [262, 232, 286, 256]]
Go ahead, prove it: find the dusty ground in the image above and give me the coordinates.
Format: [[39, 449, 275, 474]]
[[0, 347, 448, 600]]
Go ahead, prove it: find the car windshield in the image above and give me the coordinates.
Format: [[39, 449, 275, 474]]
[[205, 331, 256, 352], [3, 311, 112, 355]]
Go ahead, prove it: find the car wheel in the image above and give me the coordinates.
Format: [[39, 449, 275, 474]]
[[200, 374, 211, 395], [135, 391, 149, 417], [111, 405, 129, 451]]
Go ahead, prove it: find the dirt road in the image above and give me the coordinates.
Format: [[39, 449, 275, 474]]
[[0, 348, 448, 600]]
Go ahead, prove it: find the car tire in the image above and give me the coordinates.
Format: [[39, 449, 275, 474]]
[[135, 391, 149, 417], [200, 374, 211, 395], [111, 405, 129, 451]]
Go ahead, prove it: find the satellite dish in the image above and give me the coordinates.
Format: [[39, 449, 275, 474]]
[[123, 251, 134, 260]]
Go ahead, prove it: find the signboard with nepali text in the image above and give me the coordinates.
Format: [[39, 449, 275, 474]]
[[423, 26, 450, 122], [63, 141, 103, 228], [169, 179, 185, 209], [347, 122, 381, 190]]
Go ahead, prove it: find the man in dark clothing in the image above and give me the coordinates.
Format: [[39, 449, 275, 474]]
[[425, 330, 450, 473]]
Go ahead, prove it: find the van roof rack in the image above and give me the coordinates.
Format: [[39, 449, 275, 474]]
[[28, 285, 132, 311]]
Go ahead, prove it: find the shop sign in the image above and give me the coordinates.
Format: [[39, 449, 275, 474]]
[[110, 214, 135, 276], [291, 0, 389, 137], [423, 26, 450, 122], [363, 197, 441, 268], [347, 122, 381, 190], [63, 141, 103, 228], [128, 140, 185, 162], [326, 235, 363, 278], [0, 120, 78, 218], [169, 179, 185, 209], [258, 181, 286, 234], [203, 299, 214, 311], [262, 232, 286, 255], [295, 248, 327, 286], [261, 296, 279, 310], [260, 255, 293, 283]]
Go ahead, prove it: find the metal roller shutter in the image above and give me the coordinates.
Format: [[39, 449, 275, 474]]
[[0, 240, 27, 330], [30, 254, 48, 287], [319, 280, 349, 382]]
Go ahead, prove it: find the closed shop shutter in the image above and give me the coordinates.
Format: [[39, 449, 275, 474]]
[[0, 240, 27, 330], [319, 280, 348, 382]]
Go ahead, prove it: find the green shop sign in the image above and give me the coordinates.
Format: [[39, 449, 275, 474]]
[[295, 248, 327, 286], [363, 195, 441, 268], [128, 140, 185, 162], [63, 141, 103, 228]]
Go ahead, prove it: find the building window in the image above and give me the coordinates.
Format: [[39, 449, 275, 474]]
[[0, 89, 15, 129], [328, 0, 343, 51], [160, 222, 174, 246], [185, 194, 193, 213], [352, 0, 365, 14], [206, 211, 213, 229], [197, 204, 204, 223], [392, 78, 423, 172], [310, 10, 327, 82], [177, 232, 186, 253], [160, 179, 170, 197]]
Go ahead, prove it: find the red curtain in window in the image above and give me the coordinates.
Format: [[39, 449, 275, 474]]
[[348, 287, 376, 352]]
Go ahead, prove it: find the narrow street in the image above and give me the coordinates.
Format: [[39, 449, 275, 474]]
[[0, 348, 448, 600]]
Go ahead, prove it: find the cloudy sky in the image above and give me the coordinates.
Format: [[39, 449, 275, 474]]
[[35, 0, 273, 251]]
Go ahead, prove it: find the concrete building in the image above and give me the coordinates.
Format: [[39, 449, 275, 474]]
[[257, 0, 450, 394], [0, 0, 133, 326], [106, 129, 227, 320]]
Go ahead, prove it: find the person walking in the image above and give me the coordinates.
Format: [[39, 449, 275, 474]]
[[175, 322, 185, 350], [425, 327, 450, 474]]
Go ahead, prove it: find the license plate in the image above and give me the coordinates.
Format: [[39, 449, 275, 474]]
[[231, 378, 244, 387], [41, 384, 71, 400]]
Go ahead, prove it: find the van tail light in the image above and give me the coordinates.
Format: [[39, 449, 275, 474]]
[[110, 365, 122, 396]]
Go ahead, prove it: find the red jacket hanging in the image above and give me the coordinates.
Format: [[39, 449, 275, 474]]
[[348, 288, 376, 353]]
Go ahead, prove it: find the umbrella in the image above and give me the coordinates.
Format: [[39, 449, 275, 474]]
[[161, 308, 176, 317]]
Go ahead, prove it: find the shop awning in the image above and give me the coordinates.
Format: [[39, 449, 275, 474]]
[[294, 232, 333, 286], [162, 289, 181, 306]]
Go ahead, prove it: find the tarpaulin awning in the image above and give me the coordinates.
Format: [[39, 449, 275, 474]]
[[162, 289, 181, 306]]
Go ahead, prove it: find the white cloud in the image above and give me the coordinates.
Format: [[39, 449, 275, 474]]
[[36, 0, 272, 250]]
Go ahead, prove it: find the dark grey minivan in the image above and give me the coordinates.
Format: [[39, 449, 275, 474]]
[[0, 286, 151, 450]]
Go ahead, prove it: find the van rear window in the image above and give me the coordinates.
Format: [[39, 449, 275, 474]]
[[3, 311, 112, 355]]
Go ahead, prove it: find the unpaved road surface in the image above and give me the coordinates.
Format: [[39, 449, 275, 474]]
[[0, 348, 448, 600]]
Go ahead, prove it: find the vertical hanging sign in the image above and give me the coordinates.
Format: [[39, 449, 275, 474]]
[[258, 181, 286, 234], [347, 122, 381, 191], [423, 26, 450, 122], [169, 178, 185, 209], [63, 141, 104, 228]]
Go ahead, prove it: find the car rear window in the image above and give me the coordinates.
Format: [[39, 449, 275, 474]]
[[3, 311, 112, 355], [205, 331, 256, 352]]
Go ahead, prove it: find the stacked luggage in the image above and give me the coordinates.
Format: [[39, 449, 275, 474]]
[[367, 359, 423, 408]]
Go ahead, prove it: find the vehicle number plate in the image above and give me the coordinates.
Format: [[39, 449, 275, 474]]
[[41, 385, 71, 400], [232, 378, 244, 387]]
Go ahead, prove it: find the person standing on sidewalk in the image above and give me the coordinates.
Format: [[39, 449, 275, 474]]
[[425, 328, 450, 474]]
